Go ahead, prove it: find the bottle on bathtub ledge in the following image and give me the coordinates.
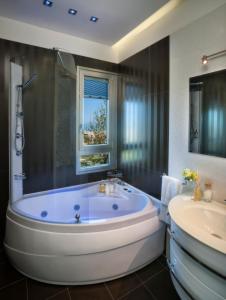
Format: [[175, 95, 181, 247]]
[[105, 180, 115, 195], [99, 181, 106, 193]]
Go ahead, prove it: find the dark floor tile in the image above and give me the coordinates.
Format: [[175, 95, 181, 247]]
[[136, 259, 164, 282], [47, 289, 70, 300], [120, 286, 155, 300], [159, 255, 167, 268], [27, 279, 65, 300], [145, 269, 180, 300], [0, 261, 24, 288], [69, 283, 112, 300], [0, 279, 27, 300], [106, 273, 141, 299], [0, 248, 8, 264]]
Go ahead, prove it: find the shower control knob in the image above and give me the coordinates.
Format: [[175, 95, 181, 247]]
[[16, 150, 22, 156], [16, 112, 24, 117], [14, 173, 26, 180]]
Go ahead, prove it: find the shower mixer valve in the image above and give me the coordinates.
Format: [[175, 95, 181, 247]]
[[16, 133, 22, 139], [16, 150, 22, 156], [16, 112, 24, 118], [14, 173, 26, 180]]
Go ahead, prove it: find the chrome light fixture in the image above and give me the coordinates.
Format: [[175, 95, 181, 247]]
[[201, 55, 208, 65], [202, 49, 226, 65]]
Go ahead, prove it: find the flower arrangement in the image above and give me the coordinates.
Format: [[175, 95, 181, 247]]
[[182, 168, 198, 182]]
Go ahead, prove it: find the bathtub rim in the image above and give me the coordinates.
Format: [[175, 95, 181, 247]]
[[7, 180, 161, 232]]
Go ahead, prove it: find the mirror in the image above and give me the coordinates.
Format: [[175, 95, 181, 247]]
[[189, 69, 226, 158]]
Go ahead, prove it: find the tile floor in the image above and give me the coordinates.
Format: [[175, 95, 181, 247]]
[[0, 248, 180, 300]]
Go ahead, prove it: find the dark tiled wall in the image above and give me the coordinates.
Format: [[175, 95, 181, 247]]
[[118, 37, 169, 198], [50, 55, 118, 190], [0, 37, 169, 246], [0, 38, 118, 246]]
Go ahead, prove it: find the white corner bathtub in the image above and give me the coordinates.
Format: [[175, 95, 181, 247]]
[[4, 181, 165, 285]]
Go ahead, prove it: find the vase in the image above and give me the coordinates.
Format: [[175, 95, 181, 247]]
[[182, 180, 195, 193]]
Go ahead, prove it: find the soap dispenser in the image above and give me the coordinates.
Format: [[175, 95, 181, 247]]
[[203, 181, 213, 202]]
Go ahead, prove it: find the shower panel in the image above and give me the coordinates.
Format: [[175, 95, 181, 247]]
[[10, 62, 38, 202], [10, 62, 23, 203]]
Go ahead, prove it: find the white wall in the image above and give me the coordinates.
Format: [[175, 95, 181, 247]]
[[169, 4, 226, 203], [1, 1, 226, 63], [0, 16, 117, 63], [115, 0, 226, 62]]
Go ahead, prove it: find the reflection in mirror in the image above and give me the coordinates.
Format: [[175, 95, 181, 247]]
[[189, 69, 226, 158]]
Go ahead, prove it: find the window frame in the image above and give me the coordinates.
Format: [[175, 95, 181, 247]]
[[76, 66, 117, 175]]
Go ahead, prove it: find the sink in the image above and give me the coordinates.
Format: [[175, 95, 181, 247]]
[[169, 196, 226, 254], [184, 206, 226, 241], [168, 195, 226, 299]]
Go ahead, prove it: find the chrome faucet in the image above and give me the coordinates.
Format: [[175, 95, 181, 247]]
[[75, 213, 81, 224], [116, 179, 126, 186]]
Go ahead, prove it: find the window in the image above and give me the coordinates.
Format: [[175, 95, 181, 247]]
[[76, 67, 117, 174]]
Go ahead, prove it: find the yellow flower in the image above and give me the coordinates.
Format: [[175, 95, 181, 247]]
[[182, 168, 198, 182]]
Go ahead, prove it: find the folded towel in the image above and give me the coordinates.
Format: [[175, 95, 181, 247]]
[[159, 175, 182, 224]]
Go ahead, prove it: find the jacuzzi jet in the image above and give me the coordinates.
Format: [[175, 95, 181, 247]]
[[75, 213, 81, 224]]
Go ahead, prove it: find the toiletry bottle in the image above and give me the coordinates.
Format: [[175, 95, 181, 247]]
[[203, 181, 213, 202], [99, 181, 106, 193], [193, 176, 202, 201], [105, 182, 110, 195], [109, 179, 115, 194]]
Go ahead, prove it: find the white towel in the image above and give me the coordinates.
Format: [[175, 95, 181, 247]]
[[159, 175, 182, 224]]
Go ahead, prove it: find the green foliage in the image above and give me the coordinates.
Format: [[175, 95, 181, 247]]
[[83, 103, 107, 145], [81, 153, 108, 167]]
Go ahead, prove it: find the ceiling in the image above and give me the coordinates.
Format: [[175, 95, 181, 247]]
[[0, 0, 169, 45]]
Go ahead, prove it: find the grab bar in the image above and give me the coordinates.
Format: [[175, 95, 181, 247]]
[[167, 259, 195, 300], [171, 231, 226, 280]]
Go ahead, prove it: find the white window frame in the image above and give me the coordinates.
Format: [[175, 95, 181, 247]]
[[76, 66, 117, 175]]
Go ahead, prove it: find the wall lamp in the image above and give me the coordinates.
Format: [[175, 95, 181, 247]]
[[202, 49, 226, 65]]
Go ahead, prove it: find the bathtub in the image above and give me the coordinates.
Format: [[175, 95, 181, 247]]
[[4, 180, 165, 285]]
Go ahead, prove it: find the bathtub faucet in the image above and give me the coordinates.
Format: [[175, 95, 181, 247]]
[[75, 213, 81, 224], [116, 179, 126, 186]]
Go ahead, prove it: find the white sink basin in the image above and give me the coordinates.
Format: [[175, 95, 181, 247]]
[[169, 196, 226, 254], [184, 206, 226, 241]]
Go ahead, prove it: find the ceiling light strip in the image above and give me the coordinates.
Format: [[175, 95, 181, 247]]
[[112, 0, 182, 49]]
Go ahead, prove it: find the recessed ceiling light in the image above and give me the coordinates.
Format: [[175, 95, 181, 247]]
[[90, 16, 98, 22], [43, 0, 53, 7], [68, 8, 77, 15]]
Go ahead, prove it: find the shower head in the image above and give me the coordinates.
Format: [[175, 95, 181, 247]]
[[22, 73, 38, 89], [53, 47, 65, 68], [53, 47, 76, 76], [18, 73, 38, 89]]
